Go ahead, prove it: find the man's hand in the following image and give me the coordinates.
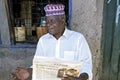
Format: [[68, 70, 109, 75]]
[[10, 67, 30, 80], [79, 73, 88, 80], [61, 73, 88, 80], [61, 75, 79, 80]]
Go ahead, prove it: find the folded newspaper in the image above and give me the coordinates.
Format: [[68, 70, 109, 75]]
[[32, 56, 82, 80]]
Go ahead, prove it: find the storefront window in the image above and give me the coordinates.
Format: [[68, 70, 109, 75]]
[[7, 0, 71, 44]]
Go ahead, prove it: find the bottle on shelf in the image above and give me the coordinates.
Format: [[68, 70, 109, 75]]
[[15, 18, 21, 27], [36, 16, 47, 39]]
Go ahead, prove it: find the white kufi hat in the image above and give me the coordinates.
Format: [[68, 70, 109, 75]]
[[44, 4, 65, 16]]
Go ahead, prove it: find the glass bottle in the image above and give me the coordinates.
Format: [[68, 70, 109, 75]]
[[40, 16, 46, 27], [15, 19, 21, 27]]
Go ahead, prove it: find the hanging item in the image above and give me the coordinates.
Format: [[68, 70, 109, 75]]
[[14, 19, 26, 42], [36, 27, 47, 39], [14, 27, 26, 42]]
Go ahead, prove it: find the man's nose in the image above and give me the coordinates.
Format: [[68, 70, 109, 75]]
[[46, 22, 53, 26]]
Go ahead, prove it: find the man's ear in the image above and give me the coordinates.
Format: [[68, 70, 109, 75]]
[[60, 15, 66, 25]]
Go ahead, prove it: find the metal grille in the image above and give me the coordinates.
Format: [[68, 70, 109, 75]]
[[9, 0, 68, 43]]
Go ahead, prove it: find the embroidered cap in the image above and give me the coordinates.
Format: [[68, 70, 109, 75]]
[[44, 4, 65, 16]]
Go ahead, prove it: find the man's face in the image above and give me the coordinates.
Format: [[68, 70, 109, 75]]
[[46, 15, 65, 37]]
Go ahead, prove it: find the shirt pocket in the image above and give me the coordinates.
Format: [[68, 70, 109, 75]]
[[64, 51, 75, 61]]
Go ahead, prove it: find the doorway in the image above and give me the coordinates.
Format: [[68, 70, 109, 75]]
[[102, 0, 120, 80]]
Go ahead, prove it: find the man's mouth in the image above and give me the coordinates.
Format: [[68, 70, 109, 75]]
[[48, 28, 54, 32]]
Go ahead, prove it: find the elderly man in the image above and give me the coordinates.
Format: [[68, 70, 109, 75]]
[[11, 3, 92, 80]]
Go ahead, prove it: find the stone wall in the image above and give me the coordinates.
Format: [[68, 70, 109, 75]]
[[0, 48, 35, 80], [71, 0, 103, 80]]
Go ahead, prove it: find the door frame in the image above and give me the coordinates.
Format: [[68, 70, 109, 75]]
[[101, 0, 120, 80]]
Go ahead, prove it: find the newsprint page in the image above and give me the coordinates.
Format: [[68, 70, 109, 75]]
[[32, 56, 82, 80]]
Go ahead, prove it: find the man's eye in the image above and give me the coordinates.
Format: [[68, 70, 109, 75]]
[[46, 21, 56, 24], [46, 21, 49, 24]]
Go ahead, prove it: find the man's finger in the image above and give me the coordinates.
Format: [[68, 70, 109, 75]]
[[10, 73, 15, 78], [10, 73, 17, 80], [61, 77, 70, 80], [16, 67, 22, 70], [16, 67, 24, 73], [65, 75, 78, 80]]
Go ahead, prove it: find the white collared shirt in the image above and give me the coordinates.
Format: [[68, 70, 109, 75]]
[[34, 28, 92, 80]]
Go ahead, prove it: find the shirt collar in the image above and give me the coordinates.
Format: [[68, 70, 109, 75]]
[[62, 28, 69, 39], [47, 27, 70, 39]]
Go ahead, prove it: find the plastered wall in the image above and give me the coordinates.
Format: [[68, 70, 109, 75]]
[[71, 0, 103, 80]]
